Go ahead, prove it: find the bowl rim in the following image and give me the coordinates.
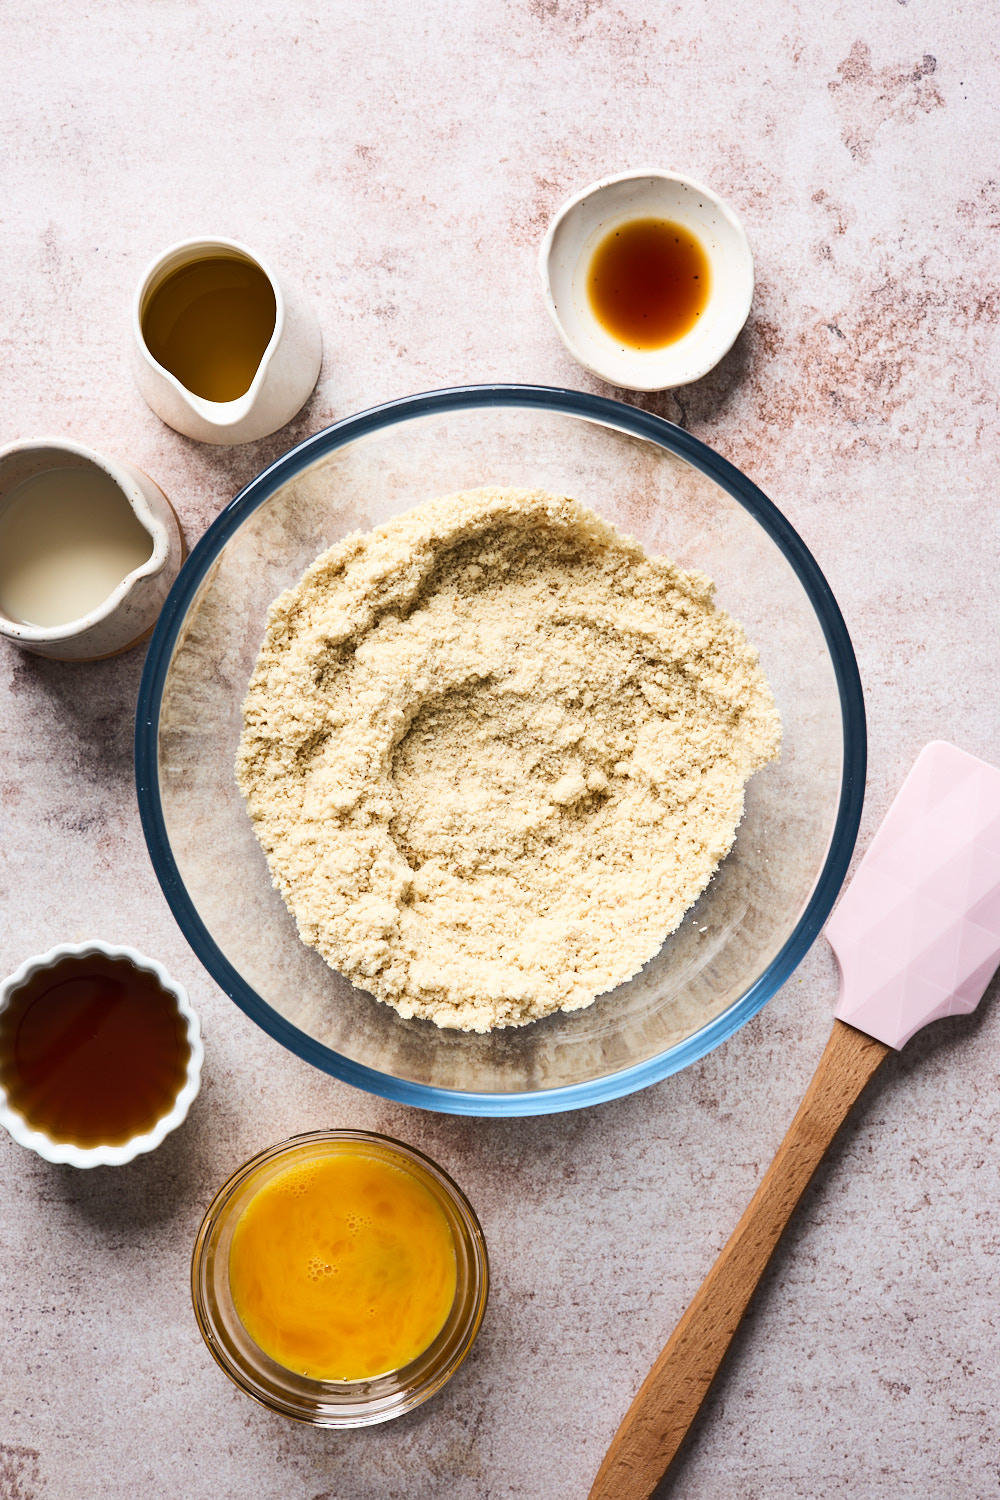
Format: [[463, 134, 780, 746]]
[[134, 383, 866, 1117]]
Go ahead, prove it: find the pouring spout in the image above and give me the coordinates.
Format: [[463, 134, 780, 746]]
[[181, 385, 260, 430]]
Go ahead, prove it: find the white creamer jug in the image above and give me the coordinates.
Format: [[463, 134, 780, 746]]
[[0, 438, 185, 661]]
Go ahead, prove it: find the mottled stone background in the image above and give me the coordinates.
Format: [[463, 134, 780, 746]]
[[1, 3, 999, 1497]]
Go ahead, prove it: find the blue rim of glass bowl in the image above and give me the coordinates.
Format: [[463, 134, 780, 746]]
[[135, 383, 866, 1117]]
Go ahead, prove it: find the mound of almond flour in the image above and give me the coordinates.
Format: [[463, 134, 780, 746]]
[[236, 488, 781, 1033]]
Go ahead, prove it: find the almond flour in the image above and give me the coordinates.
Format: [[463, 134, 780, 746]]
[[236, 488, 781, 1033]]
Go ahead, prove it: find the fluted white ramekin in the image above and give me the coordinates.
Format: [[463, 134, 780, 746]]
[[0, 940, 203, 1168]]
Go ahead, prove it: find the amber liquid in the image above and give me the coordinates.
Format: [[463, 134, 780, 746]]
[[141, 255, 277, 403], [587, 218, 711, 349], [0, 955, 191, 1147]]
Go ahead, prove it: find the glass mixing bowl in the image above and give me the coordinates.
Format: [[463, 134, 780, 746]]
[[135, 385, 865, 1116]]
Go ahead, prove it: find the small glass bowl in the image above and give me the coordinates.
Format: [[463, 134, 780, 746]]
[[191, 1129, 489, 1426]]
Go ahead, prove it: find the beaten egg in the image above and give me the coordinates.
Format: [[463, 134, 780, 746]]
[[228, 1148, 458, 1381]]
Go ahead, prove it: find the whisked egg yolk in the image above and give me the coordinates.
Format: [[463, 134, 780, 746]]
[[228, 1150, 457, 1381]]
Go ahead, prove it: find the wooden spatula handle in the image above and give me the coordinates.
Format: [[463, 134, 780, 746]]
[[589, 1019, 891, 1500]]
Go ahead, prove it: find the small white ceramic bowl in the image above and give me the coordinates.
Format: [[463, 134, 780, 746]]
[[538, 168, 754, 392], [0, 941, 203, 1168]]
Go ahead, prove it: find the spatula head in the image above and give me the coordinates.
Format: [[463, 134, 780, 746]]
[[826, 741, 1000, 1049]]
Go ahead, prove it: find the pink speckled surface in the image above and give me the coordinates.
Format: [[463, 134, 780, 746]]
[[1, 4, 999, 1498]]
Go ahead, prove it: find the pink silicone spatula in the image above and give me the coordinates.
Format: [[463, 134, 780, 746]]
[[590, 741, 1000, 1500]]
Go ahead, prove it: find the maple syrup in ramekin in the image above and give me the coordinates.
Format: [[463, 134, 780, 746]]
[[0, 953, 191, 1148]]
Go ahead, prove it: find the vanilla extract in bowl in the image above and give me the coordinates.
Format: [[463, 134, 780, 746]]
[[587, 217, 711, 349]]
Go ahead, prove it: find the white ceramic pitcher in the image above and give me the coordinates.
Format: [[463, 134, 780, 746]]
[[0, 437, 186, 661], [131, 237, 323, 445]]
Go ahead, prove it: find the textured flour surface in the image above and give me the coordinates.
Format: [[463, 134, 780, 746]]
[[236, 488, 781, 1031]]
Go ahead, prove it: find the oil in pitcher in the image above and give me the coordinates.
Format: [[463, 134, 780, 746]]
[[132, 236, 323, 443], [141, 255, 277, 402]]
